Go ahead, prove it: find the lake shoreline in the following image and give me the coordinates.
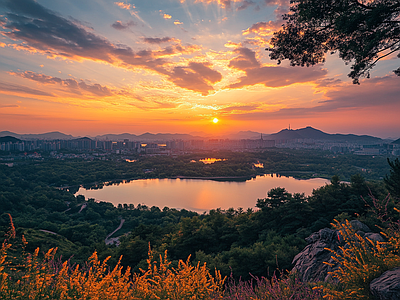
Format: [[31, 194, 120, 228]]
[[74, 175, 330, 212], [171, 175, 257, 181]]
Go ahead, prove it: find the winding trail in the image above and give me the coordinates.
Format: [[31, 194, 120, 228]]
[[105, 218, 125, 246]]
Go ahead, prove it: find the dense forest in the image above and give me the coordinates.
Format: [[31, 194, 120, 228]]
[[1, 149, 398, 283], [1, 148, 391, 187]]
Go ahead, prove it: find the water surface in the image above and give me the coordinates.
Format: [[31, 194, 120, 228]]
[[76, 175, 330, 212]]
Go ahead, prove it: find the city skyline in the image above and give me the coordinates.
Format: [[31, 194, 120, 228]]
[[1, 0, 399, 139]]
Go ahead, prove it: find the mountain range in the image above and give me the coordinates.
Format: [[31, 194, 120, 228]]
[[0, 127, 396, 143]]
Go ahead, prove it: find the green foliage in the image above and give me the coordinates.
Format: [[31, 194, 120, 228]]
[[384, 157, 400, 200], [268, 0, 400, 83]]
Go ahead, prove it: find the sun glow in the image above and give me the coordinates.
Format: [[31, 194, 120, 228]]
[[212, 118, 219, 124]]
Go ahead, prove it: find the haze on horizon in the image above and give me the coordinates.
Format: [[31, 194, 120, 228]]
[[0, 0, 399, 139]]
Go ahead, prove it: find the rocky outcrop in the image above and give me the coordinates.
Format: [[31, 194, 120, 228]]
[[292, 227, 341, 282], [292, 220, 400, 297], [370, 267, 400, 300], [292, 220, 384, 283]]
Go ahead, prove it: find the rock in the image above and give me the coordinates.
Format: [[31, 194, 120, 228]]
[[370, 267, 400, 300], [292, 221, 385, 283], [292, 228, 341, 282], [350, 220, 371, 233], [364, 232, 386, 243]]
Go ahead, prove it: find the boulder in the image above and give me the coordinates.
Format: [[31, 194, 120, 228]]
[[292, 221, 385, 283], [364, 232, 386, 243], [350, 220, 371, 233], [292, 228, 341, 282], [370, 267, 400, 300]]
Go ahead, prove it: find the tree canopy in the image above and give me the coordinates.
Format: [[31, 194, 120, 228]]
[[384, 158, 400, 199], [268, 0, 400, 83]]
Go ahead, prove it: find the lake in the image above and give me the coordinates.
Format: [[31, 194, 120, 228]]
[[75, 174, 330, 212]]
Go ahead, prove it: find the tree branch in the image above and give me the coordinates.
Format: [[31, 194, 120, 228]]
[[369, 45, 400, 69], [351, 0, 373, 10]]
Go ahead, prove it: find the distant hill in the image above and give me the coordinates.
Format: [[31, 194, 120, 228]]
[[94, 133, 138, 140], [392, 138, 400, 144], [265, 126, 383, 144], [0, 131, 75, 140], [0, 136, 22, 143], [268, 129, 304, 140]]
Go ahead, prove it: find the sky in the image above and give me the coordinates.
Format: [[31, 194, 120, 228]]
[[0, 0, 399, 139]]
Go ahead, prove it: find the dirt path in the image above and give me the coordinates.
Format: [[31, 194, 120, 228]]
[[105, 218, 125, 245]]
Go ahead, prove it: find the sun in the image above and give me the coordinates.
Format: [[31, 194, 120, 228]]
[[212, 118, 219, 124]]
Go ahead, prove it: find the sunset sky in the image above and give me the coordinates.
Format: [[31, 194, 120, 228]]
[[0, 0, 399, 138]]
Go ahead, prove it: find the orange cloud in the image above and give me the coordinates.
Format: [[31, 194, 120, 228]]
[[0, 81, 55, 97], [167, 61, 223, 96], [163, 14, 172, 19], [174, 20, 183, 25], [114, 2, 133, 10], [242, 21, 283, 36], [0, 0, 219, 95], [10, 71, 114, 97], [224, 41, 242, 48], [227, 47, 327, 88]]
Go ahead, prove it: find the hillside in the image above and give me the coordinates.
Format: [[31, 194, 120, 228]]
[[266, 126, 383, 143]]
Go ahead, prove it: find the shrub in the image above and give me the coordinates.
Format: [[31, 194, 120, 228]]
[[0, 215, 225, 300], [221, 272, 322, 300], [319, 219, 400, 300]]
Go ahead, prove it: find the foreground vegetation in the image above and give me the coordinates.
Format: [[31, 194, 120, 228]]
[[1, 152, 400, 298], [1, 215, 322, 299], [2, 204, 400, 299]]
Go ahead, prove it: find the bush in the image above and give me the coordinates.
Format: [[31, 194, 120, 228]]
[[319, 219, 400, 300]]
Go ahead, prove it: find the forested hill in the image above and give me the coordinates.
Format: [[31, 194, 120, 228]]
[[1, 152, 398, 280], [268, 126, 383, 143]]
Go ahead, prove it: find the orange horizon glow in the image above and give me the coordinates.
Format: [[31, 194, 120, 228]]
[[0, 0, 399, 139]]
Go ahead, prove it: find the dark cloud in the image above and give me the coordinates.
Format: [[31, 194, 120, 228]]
[[188, 62, 222, 83], [111, 20, 136, 30], [142, 37, 174, 44], [229, 47, 260, 70], [2, 0, 117, 62], [0, 0, 221, 95], [262, 0, 289, 24], [322, 75, 400, 109], [0, 81, 54, 97], [10, 71, 113, 97], [315, 77, 343, 88], [237, 0, 255, 11], [228, 47, 327, 88], [168, 62, 222, 96], [229, 66, 327, 88], [220, 0, 233, 10], [0, 104, 19, 108]]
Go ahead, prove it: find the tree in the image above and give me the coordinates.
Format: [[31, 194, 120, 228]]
[[268, 0, 400, 83], [256, 187, 291, 209], [384, 158, 400, 199]]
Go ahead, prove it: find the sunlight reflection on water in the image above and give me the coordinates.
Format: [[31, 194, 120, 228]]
[[76, 174, 329, 213]]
